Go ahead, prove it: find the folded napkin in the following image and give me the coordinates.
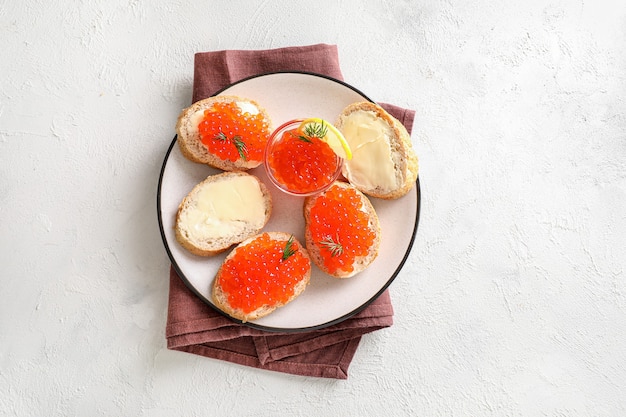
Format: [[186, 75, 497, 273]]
[[166, 44, 415, 379]]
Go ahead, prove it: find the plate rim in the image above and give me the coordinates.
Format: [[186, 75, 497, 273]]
[[157, 71, 421, 333], [211, 70, 374, 102]]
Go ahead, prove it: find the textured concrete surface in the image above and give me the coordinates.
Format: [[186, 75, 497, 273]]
[[2, 0, 625, 415]]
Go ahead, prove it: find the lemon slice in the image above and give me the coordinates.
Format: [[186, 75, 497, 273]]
[[299, 118, 352, 160]]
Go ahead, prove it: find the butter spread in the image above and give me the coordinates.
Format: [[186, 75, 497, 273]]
[[179, 176, 266, 240], [189, 109, 206, 135], [341, 110, 398, 190], [235, 101, 259, 116]]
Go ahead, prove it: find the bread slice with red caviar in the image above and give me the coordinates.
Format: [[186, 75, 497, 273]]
[[212, 232, 311, 322], [175, 95, 272, 171], [335, 101, 418, 199], [175, 172, 272, 256], [304, 181, 381, 278]]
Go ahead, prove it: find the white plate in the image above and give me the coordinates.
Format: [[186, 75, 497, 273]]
[[157, 72, 420, 332]]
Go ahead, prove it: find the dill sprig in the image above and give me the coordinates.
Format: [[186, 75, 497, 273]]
[[319, 235, 343, 257], [298, 121, 328, 143], [214, 132, 248, 160], [282, 235, 297, 260]]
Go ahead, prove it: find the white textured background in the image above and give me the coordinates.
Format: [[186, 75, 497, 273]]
[[2, 0, 625, 415]]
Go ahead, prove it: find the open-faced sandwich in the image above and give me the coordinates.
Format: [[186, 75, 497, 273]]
[[212, 232, 311, 322], [304, 181, 381, 278], [175, 95, 272, 171], [175, 172, 272, 256], [335, 101, 418, 199]]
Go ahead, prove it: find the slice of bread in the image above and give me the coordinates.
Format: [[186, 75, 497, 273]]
[[175, 172, 272, 256], [335, 101, 418, 199], [175, 95, 272, 171], [212, 232, 311, 322], [304, 181, 381, 278]]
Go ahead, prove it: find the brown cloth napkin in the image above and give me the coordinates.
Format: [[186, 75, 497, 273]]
[[166, 44, 415, 379]]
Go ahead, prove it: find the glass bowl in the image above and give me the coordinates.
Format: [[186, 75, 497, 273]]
[[263, 119, 343, 197]]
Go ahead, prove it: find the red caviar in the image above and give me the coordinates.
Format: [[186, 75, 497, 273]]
[[197, 101, 270, 163], [266, 123, 341, 195], [217, 233, 310, 314], [308, 185, 375, 275]]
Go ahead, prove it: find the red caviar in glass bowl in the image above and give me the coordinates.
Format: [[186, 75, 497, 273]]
[[264, 119, 343, 196]]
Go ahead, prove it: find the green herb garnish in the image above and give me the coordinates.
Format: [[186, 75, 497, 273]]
[[297, 120, 328, 143], [319, 235, 343, 257], [214, 132, 248, 160], [282, 235, 297, 260]]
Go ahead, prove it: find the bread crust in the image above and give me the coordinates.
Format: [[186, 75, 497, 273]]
[[212, 232, 311, 322], [175, 95, 272, 171], [335, 101, 418, 199], [174, 172, 272, 256], [303, 181, 381, 278]]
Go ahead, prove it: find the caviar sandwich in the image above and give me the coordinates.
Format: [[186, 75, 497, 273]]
[[212, 232, 311, 322], [176, 95, 272, 171], [304, 181, 381, 278]]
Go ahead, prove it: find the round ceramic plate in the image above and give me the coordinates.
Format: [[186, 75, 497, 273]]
[[157, 71, 420, 332]]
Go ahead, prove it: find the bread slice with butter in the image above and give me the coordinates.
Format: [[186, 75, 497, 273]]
[[335, 102, 418, 199], [175, 95, 272, 171], [175, 172, 272, 256]]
